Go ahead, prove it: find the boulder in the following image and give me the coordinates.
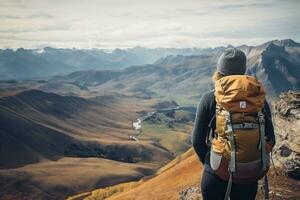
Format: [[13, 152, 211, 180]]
[[274, 91, 300, 120], [285, 156, 300, 180], [179, 186, 201, 200], [279, 145, 293, 157]]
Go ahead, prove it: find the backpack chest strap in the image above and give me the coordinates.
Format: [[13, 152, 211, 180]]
[[232, 122, 259, 130]]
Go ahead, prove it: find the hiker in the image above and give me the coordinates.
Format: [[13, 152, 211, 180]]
[[191, 48, 276, 200]]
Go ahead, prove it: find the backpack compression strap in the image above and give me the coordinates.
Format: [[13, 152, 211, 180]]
[[258, 111, 270, 200], [224, 111, 236, 200], [258, 111, 267, 171]]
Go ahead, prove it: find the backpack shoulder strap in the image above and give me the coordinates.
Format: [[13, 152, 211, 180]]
[[206, 114, 216, 146], [205, 89, 217, 146]]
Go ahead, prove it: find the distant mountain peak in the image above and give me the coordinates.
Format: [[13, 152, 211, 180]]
[[226, 44, 234, 48], [265, 43, 285, 52], [277, 39, 299, 47], [261, 39, 300, 48]]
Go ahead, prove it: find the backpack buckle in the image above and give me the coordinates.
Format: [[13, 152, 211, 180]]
[[258, 111, 265, 123], [242, 122, 256, 129]]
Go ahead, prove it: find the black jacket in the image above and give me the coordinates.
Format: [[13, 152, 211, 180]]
[[191, 90, 276, 171]]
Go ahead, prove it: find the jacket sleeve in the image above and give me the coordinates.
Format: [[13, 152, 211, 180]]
[[264, 101, 276, 147], [191, 93, 210, 164]]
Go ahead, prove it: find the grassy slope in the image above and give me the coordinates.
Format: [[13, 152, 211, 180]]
[[69, 149, 202, 200], [0, 157, 159, 200], [74, 149, 300, 200], [140, 121, 192, 157], [108, 148, 202, 200], [0, 91, 142, 168], [0, 90, 174, 199]]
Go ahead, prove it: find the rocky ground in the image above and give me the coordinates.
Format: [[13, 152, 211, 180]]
[[179, 187, 201, 200], [273, 91, 300, 181]]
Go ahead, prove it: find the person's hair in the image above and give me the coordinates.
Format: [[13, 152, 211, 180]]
[[212, 71, 225, 82]]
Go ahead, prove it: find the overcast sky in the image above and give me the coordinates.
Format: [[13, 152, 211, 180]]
[[0, 0, 299, 49]]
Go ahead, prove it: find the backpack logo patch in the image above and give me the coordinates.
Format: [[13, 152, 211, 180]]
[[240, 101, 247, 109]]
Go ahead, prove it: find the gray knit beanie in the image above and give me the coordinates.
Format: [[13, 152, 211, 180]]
[[217, 48, 246, 75]]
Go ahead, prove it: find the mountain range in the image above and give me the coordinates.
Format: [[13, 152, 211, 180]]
[[0, 47, 211, 80], [1, 39, 299, 97], [41, 39, 300, 101]]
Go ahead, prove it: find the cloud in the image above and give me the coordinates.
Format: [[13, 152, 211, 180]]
[[0, 14, 23, 19], [217, 3, 271, 10], [0, 0, 28, 8], [28, 13, 54, 19], [0, 0, 299, 49], [0, 13, 54, 20]]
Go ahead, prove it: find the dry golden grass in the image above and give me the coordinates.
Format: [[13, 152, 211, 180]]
[[75, 148, 300, 200], [106, 148, 202, 200], [0, 157, 161, 200], [69, 149, 198, 200], [156, 148, 195, 174], [68, 181, 142, 200]]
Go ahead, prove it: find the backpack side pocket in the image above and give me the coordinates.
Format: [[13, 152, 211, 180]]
[[210, 149, 223, 170]]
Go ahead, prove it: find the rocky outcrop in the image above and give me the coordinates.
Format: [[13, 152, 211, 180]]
[[274, 91, 300, 119], [179, 186, 201, 200], [273, 91, 300, 180], [285, 156, 300, 180]]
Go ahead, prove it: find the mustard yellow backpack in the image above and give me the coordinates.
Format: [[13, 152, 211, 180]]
[[210, 75, 273, 200]]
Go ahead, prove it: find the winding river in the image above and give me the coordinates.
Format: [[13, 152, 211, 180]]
[[129, 106, 193, 142]]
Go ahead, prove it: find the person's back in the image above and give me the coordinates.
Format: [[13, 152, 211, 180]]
[[191, 48, 276, 200]]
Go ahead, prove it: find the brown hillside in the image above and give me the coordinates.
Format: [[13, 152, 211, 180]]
[[0, 90, 183, 199], [108, 149, 202, 200], [69, 149, 202, 200], [79, 150, 299, 200]]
